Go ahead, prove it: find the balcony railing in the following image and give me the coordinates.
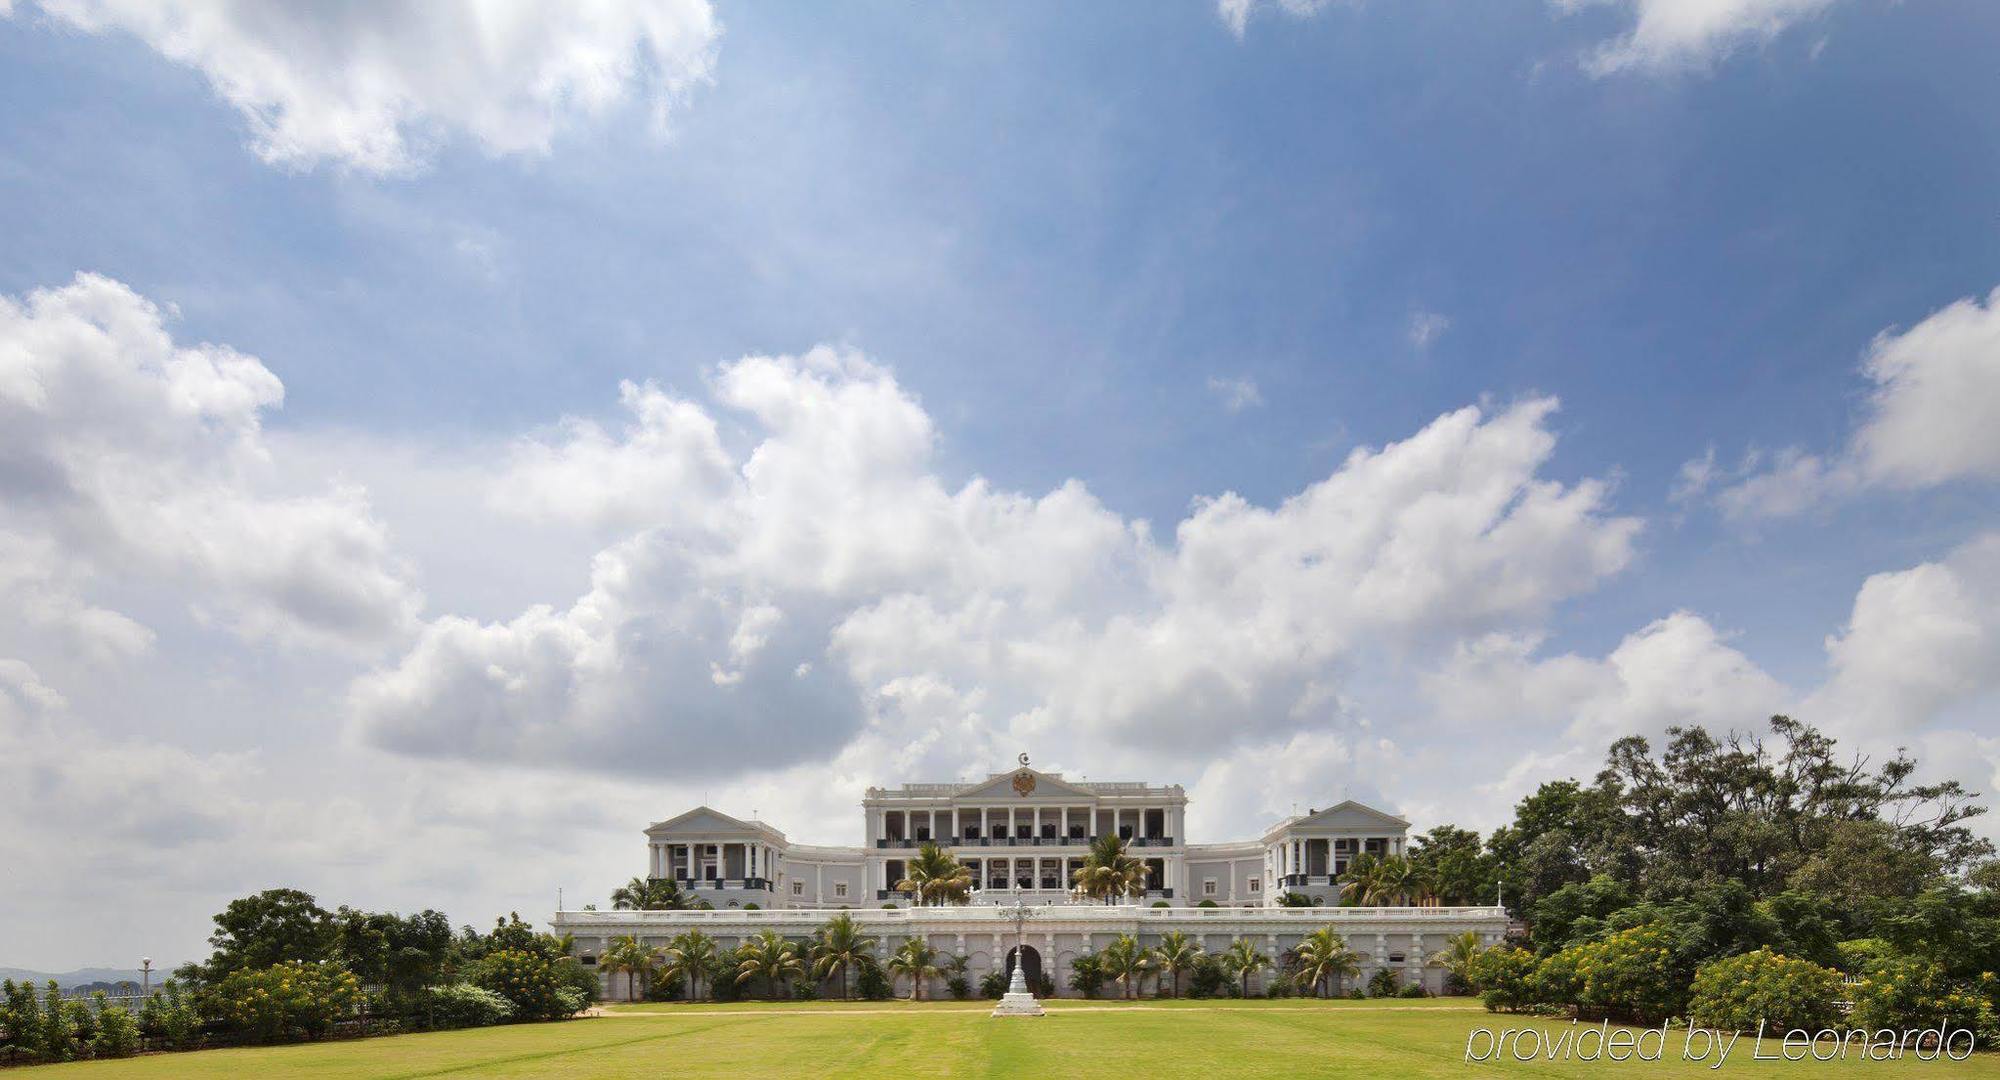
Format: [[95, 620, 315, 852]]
[[882, 834, 1176, 848], [670, 876, 775, 891]]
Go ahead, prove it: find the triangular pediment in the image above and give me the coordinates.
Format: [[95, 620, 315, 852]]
[[1287, 800, 1410, 831], [956, 767, 1096, 801], [646, 805, 777, 838]]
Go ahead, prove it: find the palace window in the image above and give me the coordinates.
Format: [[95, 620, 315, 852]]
[[1203, 879, 1217, 896], [1247, 877, 1261, 894], [834, 882, 849, 898], [791, 881, 804, 896]]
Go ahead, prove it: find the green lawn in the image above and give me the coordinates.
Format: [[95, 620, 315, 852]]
[[26, 1000, 2000, 1078]]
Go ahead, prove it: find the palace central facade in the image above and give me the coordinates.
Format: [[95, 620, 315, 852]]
[[555, 760, 1509, 998], [635, 760, 1415, 910]]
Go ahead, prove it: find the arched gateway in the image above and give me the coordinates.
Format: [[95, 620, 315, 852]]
[[1004, 945, 1042, 992]]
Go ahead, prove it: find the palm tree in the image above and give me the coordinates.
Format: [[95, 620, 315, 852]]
[[1372, 855, 1416, 905], [733, 930, 806, 1000], [887, 938, 943, 1001], [1152, 931, 1202, 998], [1071, 835, 1148, 905], [1219, 938, 1272, 998], [1429, 930, 1484, 991], [610, 876, 687, 911], [896, 843, 974, 906], [809, 913, 876, 1001], [1289, 927, 1361, 998], [599, 935, 653, 1002], [1099, 934, 1151, 1000], [659, 930, 718, 1001]]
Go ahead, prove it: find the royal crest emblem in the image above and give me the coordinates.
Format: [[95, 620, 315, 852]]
[[1011, 770, 1036, 796]]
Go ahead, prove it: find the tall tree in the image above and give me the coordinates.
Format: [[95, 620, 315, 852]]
[[896, 844, 974, 906], [1071, 835, 1147, 904], [659, 931, 717, 1001], [600, 935, 653, 1003], [1219, 938, 1271, 999], [734, 931, 805, 1000], [610, 877, 689, 911], [1288, 927, 1361, 998], [1152, 931, 1202, 998], [887, 938, 942, 1001], [809, 914, 875, 1001], [1099, 934, 1151, 1000]]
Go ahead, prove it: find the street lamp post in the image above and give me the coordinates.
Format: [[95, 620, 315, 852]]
[[140, 958, 152, 997]]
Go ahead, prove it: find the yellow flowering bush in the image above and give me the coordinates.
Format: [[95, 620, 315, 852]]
[[471, 949, 569, 1020], [1469, 946, 1538, 1012], [1536, 924, 1687, 1024], [1689, 948, 1841, 1033], [1847, 958, 2000, 1044], [206, 962, 359, 1042]]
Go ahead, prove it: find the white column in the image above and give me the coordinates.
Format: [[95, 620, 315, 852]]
[[928, 808, 936, 842], [685, 844, 695, 880], [1114, 807, 1122, 839], [952, 806, 960, 841], [1008, 805, 1016, 840], [981, 806, 989, 839]]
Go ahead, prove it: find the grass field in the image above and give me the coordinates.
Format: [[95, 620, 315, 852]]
[[26, 999, 2000, 1078]]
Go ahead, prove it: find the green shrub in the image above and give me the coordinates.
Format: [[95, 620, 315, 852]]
[[1151, 901, 1170, 908], [792, 980, 819, 1001], [2, 979, 43, 1062], [1188, 955, 1228, 998], [138, 979, 201, 1050], [1398, 982, 1429, 998], [553, 987, 589, 1017], [1835, 938, 1894, 975], [1847, 958, 2000, 1044], [856, 961, 894, 1001], [979, 971, 1008, 999], [1687, 949, 1842, 1033], [206, 962, 361, 1042], [89, 993, 141, 1057], [1197, 899, 1219, 908], [1549, 923, 1687, 1023], [1067, 954, 1106, 999], [1467, 946, 1538, 1011], [424, 983, 515, 1029], [471, 949, 570, 1020], [40, 982, 76, 1062], [1367, 968, 1400, 998], [552, 957, 600, 1005], [743, 903, 760, 911], [1526, 946, 1580, 1010]]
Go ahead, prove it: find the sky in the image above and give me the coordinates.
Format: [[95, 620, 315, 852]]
[[0, 0, 1997, 971]]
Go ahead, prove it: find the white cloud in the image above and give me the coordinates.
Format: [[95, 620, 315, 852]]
[[1206, 375, 1264, 413], [1563, 0, 1836, 75], [1711, 285, 2000, 519], [1852, 287, 2000, 488], [1409, 310, 1451, 350], [1809, 533, 2000, 736], [352, 347, 1642, 791], [12, 0, 719, 173], [1216, 0, 1334, 39], [1427, 612, 1790, 744], [0, 273, 421, 651]]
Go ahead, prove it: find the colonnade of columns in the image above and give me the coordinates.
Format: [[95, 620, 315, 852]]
[[1267, 835, 1404, 881], [651, 840, 780, 883], [871, 803, 1184, 844]]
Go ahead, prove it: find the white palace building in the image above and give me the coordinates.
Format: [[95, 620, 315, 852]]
[[552, 758, 1508, 997]]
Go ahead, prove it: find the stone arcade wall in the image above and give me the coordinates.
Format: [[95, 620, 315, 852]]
[[553, 903, 1508, 999]]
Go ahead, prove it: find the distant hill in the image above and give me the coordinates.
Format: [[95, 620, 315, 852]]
[[0, 967, 153, 990]]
